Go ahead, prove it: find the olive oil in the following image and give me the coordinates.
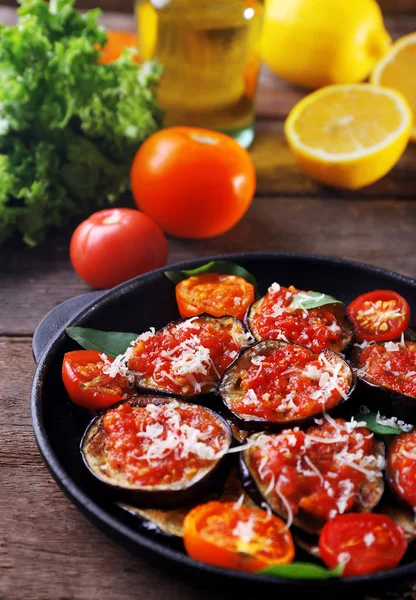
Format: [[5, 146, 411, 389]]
[[136, 0, 264, 147]]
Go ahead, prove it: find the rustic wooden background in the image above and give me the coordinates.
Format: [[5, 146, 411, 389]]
[[1, 2, 416, 600]]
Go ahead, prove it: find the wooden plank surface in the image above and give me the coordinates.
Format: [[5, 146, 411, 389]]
[[1, 2, 416, 599]]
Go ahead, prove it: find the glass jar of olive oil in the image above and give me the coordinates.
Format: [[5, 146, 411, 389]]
[[136, 0, 264, 148]]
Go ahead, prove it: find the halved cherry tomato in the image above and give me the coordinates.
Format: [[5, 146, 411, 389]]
[[183, 501, 294, 572], [347, 290, 410, 342], [387, 431, 416, 509], [319, 513, 407, 578], [62, 350, 132, 410], [175, 274, 255, 321]]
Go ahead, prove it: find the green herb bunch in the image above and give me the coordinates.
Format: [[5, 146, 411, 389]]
[[0, 0, 162, 246]]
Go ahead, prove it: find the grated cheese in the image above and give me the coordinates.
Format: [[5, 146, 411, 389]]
[[375, 412, 413, 432], [364, 532, 376, 547], [232, 515, 256, 544]]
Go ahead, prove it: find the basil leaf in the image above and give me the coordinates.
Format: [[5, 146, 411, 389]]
[[164, 261, 258, 290], [290, 291, 342, 311], [259, 562, 344, 580], [66, 327, 138, 358], [355, 411, 409, 436]]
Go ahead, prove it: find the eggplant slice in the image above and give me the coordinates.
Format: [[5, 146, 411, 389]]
[[218, 340, 356, 429], [118, 466, 257, 539], [129, 314, 253, 399], [246, 285, 353, 354], [81, 396, 232, 508], [239, 423, 385, 535], [352, 341, 416, 423]]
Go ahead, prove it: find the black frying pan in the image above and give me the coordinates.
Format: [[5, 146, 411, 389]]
[[31, 252, 416, 596]]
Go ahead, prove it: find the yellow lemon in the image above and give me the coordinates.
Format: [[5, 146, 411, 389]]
[[284, 84, 413, 189], [371, 32, 416, 142], [262, 0, 391, 89]]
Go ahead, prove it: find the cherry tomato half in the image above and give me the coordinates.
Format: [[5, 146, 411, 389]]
[[183, 501, 294, 572], [70, 208, 168, 289], [99, 30, 139, 64], [131, 127, 256, 239], [62, 350, 132, 410], [347, 290, 410, 342], [175, 273, 255, 321], [319, 513, 407, 578]]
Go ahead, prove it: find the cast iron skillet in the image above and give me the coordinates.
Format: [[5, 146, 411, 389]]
[[31, 252, 416, 595]]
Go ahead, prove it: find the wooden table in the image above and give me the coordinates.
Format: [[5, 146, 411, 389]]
[[1, 5, 416, 599]]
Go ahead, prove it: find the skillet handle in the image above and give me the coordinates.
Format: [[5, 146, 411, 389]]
[[32, 291, 105, 364]]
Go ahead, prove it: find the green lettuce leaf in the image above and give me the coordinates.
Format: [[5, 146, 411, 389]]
[[0, 0, 162, 246]]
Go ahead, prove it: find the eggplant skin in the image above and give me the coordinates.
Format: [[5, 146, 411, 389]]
[[218, 340, 356, 430], [245, 296, 354, 355], [80, 396, 232, 508], [239, 434, 384, 535], [133, 314, 251, 399]]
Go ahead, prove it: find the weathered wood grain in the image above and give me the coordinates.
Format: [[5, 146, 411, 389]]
[[1, 338, 416, 600]]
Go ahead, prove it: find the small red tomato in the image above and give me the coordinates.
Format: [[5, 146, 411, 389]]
[[70, 208, 168, 289], [347, 290, 410, 342], [131, 127, 256, 239], [175, 273, 255, 321], [62, 350, 132, 410], [319, 513, 407, 578]]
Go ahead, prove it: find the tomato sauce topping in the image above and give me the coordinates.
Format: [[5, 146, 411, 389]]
[[387, 430, 416, 508], [248, 418, 384, 523], [100, 400, 230, 488], [249, 283, 349, 353], [230, 345, 351, 422], [129, 317, 251, 396], [356, 340, 416, 398]]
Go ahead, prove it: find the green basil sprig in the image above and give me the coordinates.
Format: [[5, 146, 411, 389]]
[[259, 562, 344, 580], [164, 261, 258, 290], [66, 327, 138, 358], [355, 411, 413, 436], [290, 291, 342, 311]]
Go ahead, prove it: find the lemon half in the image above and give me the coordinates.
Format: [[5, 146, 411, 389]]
[[284, 84, 413, 189]]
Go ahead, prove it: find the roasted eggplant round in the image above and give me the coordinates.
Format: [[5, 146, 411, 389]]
[[352, 340, 416, 423], [246, 283, 353, 354], [81, 396, 232, 508], [239, 418, 385, 535], [218, 340, 356, 429], [129, 314, 253, 399]]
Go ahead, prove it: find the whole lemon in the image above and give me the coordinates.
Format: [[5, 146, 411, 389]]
[[262, 0, 391, 89]]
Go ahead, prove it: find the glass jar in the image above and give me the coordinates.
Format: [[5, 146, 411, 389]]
[[136, 0, 264, 148]]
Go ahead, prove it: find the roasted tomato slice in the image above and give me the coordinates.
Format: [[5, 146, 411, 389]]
[[183, 501, 294, 572], [62, 350, 132, 410], [175, 273, 255, 321], [319, 513, 407, 577], [347, 290, 410, 342], [387, 430, 416, 509]]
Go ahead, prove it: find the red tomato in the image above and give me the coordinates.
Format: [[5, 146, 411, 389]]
[[347, 290, 410, 342], [319, 513, 407, 578], [131, 127, 256, 239], [175, 274, 254, 321], [99, 30, 139, 64], [70, 208, 168, 289], [62, 350, 132, 410], [183, 502, 294, 572]]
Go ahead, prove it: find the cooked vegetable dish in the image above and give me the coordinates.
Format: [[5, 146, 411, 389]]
[[62, 267, 416, 580]]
